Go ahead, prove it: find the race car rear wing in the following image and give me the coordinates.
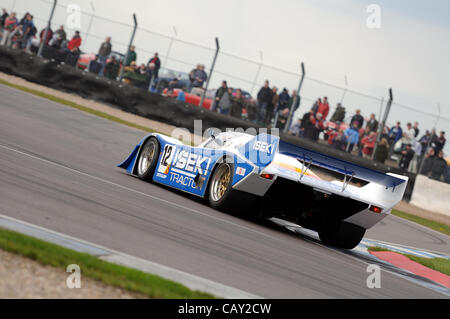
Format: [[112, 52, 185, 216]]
[[278, 141, 407, 191]]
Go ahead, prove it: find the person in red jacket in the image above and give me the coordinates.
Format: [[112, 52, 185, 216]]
[[66, 30, 81, 52], [317, 96, 330, 120], [361, 131, 377, 159], [307, 113, 325, 142]]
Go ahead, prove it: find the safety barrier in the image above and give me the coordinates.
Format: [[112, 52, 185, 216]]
[[410, 175, 450, 217]]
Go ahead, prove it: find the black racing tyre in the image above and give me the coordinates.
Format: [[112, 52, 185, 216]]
[[319, 221, 366, 249], [136, 137, 160, 181]]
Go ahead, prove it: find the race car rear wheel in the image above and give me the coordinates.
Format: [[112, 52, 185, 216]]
[[318, 221, 365, 249], [136, 137, 160, 181], [208, 161, 260, 214]]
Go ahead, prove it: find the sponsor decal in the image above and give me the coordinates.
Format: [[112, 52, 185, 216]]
[[158, 145, 175, 174], [172, 149, 212, 175], [169, 172, 198, 189], [253, 141, 275, 155], [236, 167, 246, 176], [156, 172, 168, 179]]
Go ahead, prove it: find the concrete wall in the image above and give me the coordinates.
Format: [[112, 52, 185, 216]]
[[411, 175, 450, 217]]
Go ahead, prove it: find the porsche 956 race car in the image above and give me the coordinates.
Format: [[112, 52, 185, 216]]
[[118, 131, 408, 249]]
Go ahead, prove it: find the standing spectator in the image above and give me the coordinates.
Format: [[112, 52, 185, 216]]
[[50, 25, 66, 49], [410, 141, 423, 173], [264, 87, 278, 126], [88, 54, 103, 74], [374, 138, 389, 163], [257, 80, 272, 124], [299, 109, 314, 138], [104, 55, 120, 79], [218, 87, 233, 115], [332, 129, 348, 152], [0, 9, 8, 27], [64, 31, 82, 66], [330, 103, 346, 123], [418, 130, 432, 157], [317, 97, 330, 120], [288, 90, 300, 113], [311, 98, 321, 114], [264, 86, 279, 125], [358, 127, 371, 157], [361, 131, 377, 159], [402, 122, 416, 148], [388, 122, 403, 149], [276, 89, 295, 130], [413, 122, 420, 138], [39, 26, 53, 46], [307, 113, 325, 142], [366, 114, 379, 132], [98, 36, 112, 76], [399, 144, 415, 172], [189, 64, 207, 92], [188, 64, 200, 92], [1, 12, 17, 46], [212, 81, 228, 111], [344, 122, 361, 153], [124, 45, 137, 66], [66, 30, 82, 52], [147, 52, 161, 89], [420, 148, 435, 176], [230, 89, 245, 119], [21, 14, 35, 52], [432, 131, 446, 154], [350, 109, 364, 129], [430, 151, 447, 181], [39, 26, 52, 47], [278, 88, 290, 113]]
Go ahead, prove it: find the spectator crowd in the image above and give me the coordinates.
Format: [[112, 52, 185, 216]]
[[1, 9, 448, 183]]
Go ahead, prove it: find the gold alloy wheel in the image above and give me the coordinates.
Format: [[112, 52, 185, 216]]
[[210, 164, 232, 202]]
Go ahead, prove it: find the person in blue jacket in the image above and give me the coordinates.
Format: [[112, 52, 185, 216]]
[[388, 122, 403, 147], [344, 122, 360, 153]]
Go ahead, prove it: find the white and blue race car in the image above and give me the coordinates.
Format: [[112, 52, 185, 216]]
[[119, 131, 408, 249]]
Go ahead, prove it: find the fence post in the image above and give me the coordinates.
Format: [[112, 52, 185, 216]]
[[340, 75, 348, 103], [154, 26, 177, 92], [118, 13, 138, 83], [200, 37, 219, 109], [82, 1, 96, 52], [377, 96, 384, 124], [417, 103, 441, 174], [372, 88, 393, 160], [37, 0, 57, 58], [250, 51, 263, 96], [284, 62, 305, 134]]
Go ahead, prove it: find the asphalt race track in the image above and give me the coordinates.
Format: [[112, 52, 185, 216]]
[[0, 84, 448, 298]]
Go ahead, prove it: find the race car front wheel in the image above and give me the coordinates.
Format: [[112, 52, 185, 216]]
[[136, 137, 160, 181]]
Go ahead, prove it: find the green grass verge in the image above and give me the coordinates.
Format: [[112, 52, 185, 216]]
[[392, 209, 450, 236], [0, 227, 215, 298], [368, 246, 450, 276], [0, 78, 160, 135]]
